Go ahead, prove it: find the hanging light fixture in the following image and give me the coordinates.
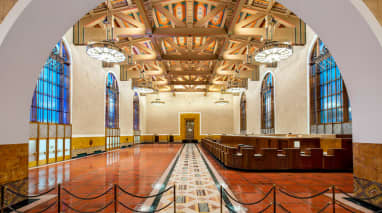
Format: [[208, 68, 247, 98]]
[[215, 97, 229, 105], [151, 98, 165, 105], [226, 69, 246, 94], [86, 0, 126, 63], [215, 90, 229, 105], [133, 69, 155, 94], [151, 93, 165, 105], [254, 15, 293, 64]]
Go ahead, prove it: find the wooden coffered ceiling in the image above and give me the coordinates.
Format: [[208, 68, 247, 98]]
[[74, 0, 306, 93]]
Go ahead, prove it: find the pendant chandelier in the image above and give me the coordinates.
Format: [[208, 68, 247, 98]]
[[226, 69, 246, 94], [151, 98, 165, 105], [133, 69, 155, 94], [87, 42, 125, 63], [151, 93, 165, 105], [86, 0, 126, 63], [254, 15, 293, 64], [215, 97, 229, 105], [215, 90, 229, 105]]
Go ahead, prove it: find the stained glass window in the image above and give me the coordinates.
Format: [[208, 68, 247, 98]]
[[240, 93, 247, 133], [261, 73, 274, 134], [310, 39, 351, 125], [30, 40, 70, 124], [133, 92, 140, 131], [106, 73, 119, 128]]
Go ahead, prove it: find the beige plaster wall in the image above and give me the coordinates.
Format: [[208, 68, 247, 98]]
[[64, 26, 317, 137], [63, 29, 134, 137], [232, 95, 241, 135], [143, 92, 234, 135], [246, 26, 317, 135]]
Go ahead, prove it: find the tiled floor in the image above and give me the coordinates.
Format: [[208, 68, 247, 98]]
[[26, 144, 182, 213], [155, 144, 233, 213], [199, 145, 363, 213], [21, 144, 364, 212]]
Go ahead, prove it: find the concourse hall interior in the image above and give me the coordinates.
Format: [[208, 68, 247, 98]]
[[1, 0, 382, 212]]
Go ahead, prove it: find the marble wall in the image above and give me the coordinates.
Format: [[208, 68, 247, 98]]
[[0, 143, 28, 207], [353, 143, 382, 207]]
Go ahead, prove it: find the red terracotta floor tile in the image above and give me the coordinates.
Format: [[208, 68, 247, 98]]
[[26, 144, 181, 213], [199, 145, 364, 213]]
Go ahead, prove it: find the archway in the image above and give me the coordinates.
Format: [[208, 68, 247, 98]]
[[1, 0, 381, 145]]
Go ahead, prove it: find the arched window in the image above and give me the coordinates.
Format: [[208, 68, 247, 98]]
[[105, 73, 120, 151], [29, 40, 72, 167], [310, 39, 352, 134], [106, 73, 119, 128], [261, 73, 275, 134], [240, 93, 247, 134], [133, 92, 140, 131], [30, 41, 70, 124]]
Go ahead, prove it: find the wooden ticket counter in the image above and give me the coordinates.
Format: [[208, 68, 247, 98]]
[[201, 135, 352, 171]]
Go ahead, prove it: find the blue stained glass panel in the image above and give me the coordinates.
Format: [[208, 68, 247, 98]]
[[105, 73, 119, 128], [30, 40, 70, 124]]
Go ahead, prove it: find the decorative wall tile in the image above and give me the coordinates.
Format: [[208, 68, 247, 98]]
[[354, 176, 382, 207], [0, 143, 28, 208]]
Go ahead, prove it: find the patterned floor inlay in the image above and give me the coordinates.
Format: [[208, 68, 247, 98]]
[[154, 144, 234, 213]]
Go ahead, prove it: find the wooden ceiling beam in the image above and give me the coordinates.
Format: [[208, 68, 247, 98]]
[[135, 0, 152, 34], [266, 0, 276, 14], [162, 54, 218, 61], [114, 12, 144, 28], [153, 28, 227, 37], [194, 5, 226, 27], [168, 71, 212, 75], [227, 0, 247, 34], [117, 37, 151, 46], [168, 81, 210, 85], [153, 4, 186, 27], [163, 38, 188, 54]]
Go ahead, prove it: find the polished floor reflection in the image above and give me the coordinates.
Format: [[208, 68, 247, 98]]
[[27, 144, 181, 212], [24, 144, 363, 213], [199, 145, 362, 213]]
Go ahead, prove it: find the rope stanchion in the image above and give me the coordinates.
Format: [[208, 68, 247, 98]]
[[118, 200, 174, 213], [278, 187, 330, 200], [332, 185, 336, 213], [114, 184, 117, 213], [57, 184, 61, 213], [220, 186, 223, 213], [6, 186, 57, 198], [62, 186, 113, 200], [273, 185, 276, 213], [62, 201, 113, 213], [118, 185, 174, 199], [258, 203, 273, 213], [277, 203, 291, 213], [335, 201, 357, 213], [173, 185, 176, 213], [223, 186, 274, 205], [316, 202, 331, 213]]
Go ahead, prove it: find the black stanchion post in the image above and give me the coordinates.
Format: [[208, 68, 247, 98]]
[[332, 185, 335, 213], [1, 185, 4, 213], [220, 186, 223, 213], [173, 185, 176, 213], [114, 184, 118, 213], [57, 184, 61, 213], [273, 185, 277, 213]]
